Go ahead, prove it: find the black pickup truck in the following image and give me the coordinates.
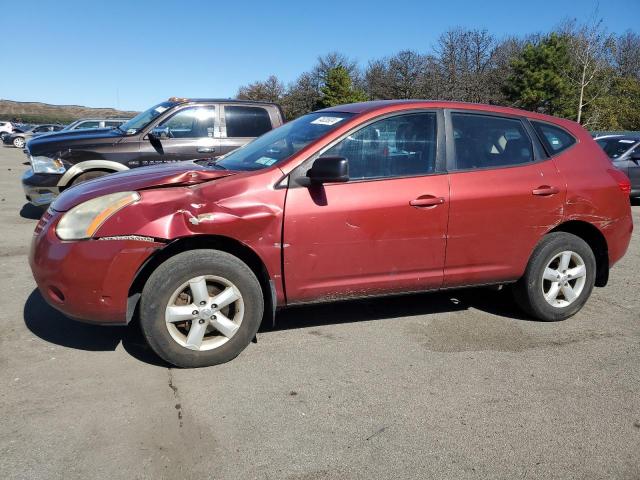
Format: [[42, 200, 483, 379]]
[[22, 98, 284, 206]]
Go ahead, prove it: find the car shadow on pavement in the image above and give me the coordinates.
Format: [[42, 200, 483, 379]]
[[268, 287, 531, 332], [24, 286, 531, 367], [631, 197, 640, 207], [23, 289, 171, 367], [20, 203, 45, 220]]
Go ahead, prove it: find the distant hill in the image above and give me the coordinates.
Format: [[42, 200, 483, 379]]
[[0, 99, 138, 124]]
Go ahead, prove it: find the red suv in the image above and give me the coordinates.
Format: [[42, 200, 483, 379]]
[[29, 101, 633, 368]]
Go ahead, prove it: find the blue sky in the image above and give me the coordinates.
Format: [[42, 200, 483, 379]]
[[1, 0, 638, 111]]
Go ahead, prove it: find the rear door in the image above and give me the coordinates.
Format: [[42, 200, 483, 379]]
[[219, 104, 274, 156], [283, 110, 450, 303], [443, 111, 565, 287]]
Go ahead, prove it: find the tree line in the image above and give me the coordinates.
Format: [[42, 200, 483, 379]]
[[237, 18, 640, 131]]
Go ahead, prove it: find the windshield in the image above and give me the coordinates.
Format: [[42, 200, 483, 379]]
[[596, 138, 638, 158], [118, 101, 177, 135], [216, 112, 354, 171]]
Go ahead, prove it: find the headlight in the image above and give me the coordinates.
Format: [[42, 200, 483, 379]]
[[31, 156, 66, 174], [56, 192, 140, 240]]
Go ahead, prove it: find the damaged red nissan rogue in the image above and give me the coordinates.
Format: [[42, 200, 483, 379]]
[[29, 101, 633, 367]]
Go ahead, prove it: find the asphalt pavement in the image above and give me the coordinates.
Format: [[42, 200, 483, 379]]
[[0, 145, 638, 480]]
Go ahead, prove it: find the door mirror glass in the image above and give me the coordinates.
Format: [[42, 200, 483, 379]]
[[299, 156, 349, 186]]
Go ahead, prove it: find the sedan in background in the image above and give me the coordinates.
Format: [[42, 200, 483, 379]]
[[595, 135, 640, 197]]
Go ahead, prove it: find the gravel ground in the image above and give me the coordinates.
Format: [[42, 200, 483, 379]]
[[0, 145, 638, 480]]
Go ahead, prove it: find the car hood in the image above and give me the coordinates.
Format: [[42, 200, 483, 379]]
[[52, 161, 235, 212], [26, 128, 123, 154]]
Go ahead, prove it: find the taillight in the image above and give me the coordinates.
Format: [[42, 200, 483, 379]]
[[607, 168, 631, 195]]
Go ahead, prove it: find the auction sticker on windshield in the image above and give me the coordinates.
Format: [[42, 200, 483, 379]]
[[311, 116, 345, 126]]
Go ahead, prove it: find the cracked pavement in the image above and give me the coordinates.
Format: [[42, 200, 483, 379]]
[[0, 146, 639, 479]]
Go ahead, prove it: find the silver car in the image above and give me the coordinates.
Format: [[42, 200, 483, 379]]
[[595, 135, 640, 197]]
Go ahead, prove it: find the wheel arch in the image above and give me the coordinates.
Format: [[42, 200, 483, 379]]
[[127, 235, 276, 328], [57, 160, 129, 187], [549, 220, 609, 287]]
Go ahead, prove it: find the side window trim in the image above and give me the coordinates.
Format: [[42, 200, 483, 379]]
[[289, 108, 446, 188], [444, 109, 544, 172]]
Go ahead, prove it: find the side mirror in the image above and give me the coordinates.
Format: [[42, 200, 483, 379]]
[[150, 125, 170, 139], [630, 152, 640, 163], [298, 156, 349, 186]]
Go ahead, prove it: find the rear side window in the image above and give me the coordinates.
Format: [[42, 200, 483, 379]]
[[531, 121, 576, 154], [451, 113, 533, 169], [225, 106, 271, 138], [105, 120, 123, 127]]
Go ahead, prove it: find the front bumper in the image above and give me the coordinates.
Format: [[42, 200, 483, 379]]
[[29, 210, 163, 325], [22, 169, 62, 206]]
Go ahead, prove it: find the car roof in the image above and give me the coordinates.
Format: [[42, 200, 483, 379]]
[[170, 97, 280, 106], [319, 100, 579, 125]]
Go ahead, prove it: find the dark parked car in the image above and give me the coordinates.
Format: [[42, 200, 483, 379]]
[[30, 100, 633, 368], [595, 135, 640, 197], [4, 124, 64, 148], [22, 98, 284, 206]]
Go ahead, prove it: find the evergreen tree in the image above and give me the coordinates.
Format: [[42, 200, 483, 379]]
[[318, 66, 367, 108], [503, 34, 572, 116]]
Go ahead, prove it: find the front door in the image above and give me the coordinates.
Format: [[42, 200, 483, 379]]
[[283, 111, 450, 303]]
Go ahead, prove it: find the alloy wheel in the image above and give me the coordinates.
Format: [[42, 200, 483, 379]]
[[541, 250, 587, 308], [164, 275, 244, 351], [13, 137, 24, 148]]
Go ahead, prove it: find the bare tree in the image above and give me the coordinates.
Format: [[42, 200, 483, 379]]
[[433, 28, 498, 103], [236, 75, 285, 102], [559, 15, 615, 124], [281, 72, 320, 119], [615, 30, 640, 78], [364, 59, 392, 99]]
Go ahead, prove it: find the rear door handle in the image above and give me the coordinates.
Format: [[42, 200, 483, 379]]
[[197, 147, 216, 153], [532, 185, 560, 196], [409, 196, 445, 208]]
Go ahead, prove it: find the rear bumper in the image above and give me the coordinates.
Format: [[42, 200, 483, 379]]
[[29, 211, 162, 325], [22, 169, 62, 206]]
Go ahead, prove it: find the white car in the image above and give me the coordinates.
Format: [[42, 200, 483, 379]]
[[0, 121, 14, 141]]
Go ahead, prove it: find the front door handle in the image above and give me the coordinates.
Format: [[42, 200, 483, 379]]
[[409, 196, 445, 208], [197, 147, 216, 153], [532, 185, 560, 196]]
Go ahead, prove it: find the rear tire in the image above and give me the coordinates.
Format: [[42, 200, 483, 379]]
[[513, 232, 596, 321], [139, 249, 264, 368], [13, 137, 25, 148]]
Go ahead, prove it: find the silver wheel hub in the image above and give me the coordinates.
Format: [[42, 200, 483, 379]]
[[541, 250, 587, 308], [164, 275, 244, 351]]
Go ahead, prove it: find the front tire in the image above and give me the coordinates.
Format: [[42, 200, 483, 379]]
[[139, 249, 264, 368], [13, 137, 25, 148], [513, 232, 596, 321]]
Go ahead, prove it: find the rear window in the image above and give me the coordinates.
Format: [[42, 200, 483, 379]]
[[225, 106, 272, 138], [531, 121, 576, 154], [595, 137, 638, 159]]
